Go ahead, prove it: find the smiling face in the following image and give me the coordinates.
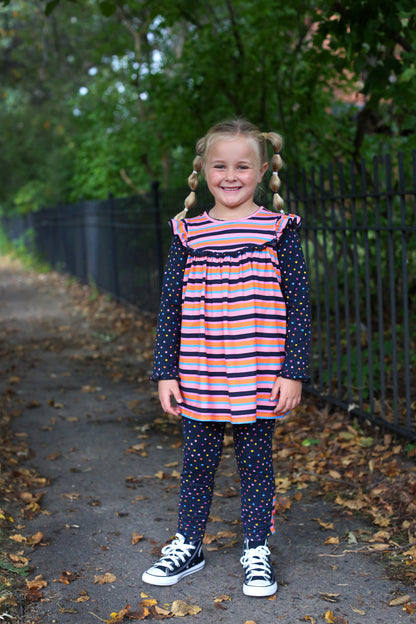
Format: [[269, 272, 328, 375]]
[[204, 135, 268, 220]]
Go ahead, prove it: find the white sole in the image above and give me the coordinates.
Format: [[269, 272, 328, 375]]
[[142, 560, 205, 586], [243, 581, 277, 597]]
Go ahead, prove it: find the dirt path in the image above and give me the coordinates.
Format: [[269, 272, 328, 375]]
[[0, 256, 415, 624]]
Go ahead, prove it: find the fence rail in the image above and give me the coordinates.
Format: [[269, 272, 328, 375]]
[[2, 151, 415, 439]]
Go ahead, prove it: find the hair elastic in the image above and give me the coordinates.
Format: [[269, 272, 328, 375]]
[[272, 171, 279, 175], [192, 170, 198, 175]]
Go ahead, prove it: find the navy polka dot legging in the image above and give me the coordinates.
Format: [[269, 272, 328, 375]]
[[177, 417, 276, 544]]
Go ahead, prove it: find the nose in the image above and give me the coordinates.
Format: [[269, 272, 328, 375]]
[[224, 167, 237, 180]]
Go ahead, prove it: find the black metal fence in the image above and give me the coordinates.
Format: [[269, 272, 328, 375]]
[[1, 151, 415, 439]]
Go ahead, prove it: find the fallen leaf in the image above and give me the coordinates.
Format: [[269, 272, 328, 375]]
[[152, 605, 172, 618], [324, 536, 340, 545], [203, 533, 217, 544], [45, 452, 61, 461], [55, 570, 79, 584], [316, 519, 335, 531], [58, 605, 78, 614], [328, 470, 342, 479], [170, 600, 201, 616], [388, 595, 411, 606], [301, 617, 317, 624], [108, 604, 131, 622], [9, 534, 27, 544], [216, 530, 237, 539], [76, 589, 90, 602], [351, 606, 365, 615], [26, 575, 47, 590], [155, 471, 167, 480], [141, 598, 157, 607], [403, 546, 416, 558], [123, 605, 150, 620], [324, 610, 335, 623], [25, 587, 43, 603], [27, 399, 41, 408], [94, 572, 117, 584], [132, 532, 144, 545], [403, 603, 415, 614], [27, 531, 44, 546], [214, 595, 231, 603], [8, 553, 29, 567], [320, 592, 340, 602], [63, 492, 81, 500]]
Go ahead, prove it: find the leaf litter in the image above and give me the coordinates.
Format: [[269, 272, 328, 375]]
[[1, 264, 416, 620]]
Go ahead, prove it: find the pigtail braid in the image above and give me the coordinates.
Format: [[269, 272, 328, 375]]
[[173, 142, 204, 220], [263, 132, 284, 211]]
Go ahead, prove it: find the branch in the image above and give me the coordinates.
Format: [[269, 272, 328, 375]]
[[119, 169, 143, 195]]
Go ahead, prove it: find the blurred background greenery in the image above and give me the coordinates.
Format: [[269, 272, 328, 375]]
[[1, 0, 415, 214]]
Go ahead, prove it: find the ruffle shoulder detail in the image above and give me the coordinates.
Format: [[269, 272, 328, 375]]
[[275, 213, 302, 241], [169, 218, 188, 246]]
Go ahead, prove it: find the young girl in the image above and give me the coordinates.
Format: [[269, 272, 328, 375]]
[[142, 119, 311, 597]]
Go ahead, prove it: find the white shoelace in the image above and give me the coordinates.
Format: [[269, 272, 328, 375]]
[[156, 534, 196, 572], [240, 545, 272, 581]]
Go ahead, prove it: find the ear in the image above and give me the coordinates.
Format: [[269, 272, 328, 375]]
[[258, 162, 269, 183]]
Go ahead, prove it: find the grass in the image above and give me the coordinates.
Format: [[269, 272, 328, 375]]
[[0, 226, 50, 274], [0, 527, 28, 617]]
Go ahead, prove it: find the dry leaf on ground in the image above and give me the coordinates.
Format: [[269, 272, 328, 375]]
[[170, 600, 202, 616], [94, 572, 117, 584], [26, 575, 47, 590]]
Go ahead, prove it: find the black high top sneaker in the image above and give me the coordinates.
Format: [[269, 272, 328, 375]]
[[142, 533, 205, 586], [240, 538, 277, 597]]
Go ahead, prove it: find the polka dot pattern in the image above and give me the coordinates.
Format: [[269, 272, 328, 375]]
[[178, 417, 276, 543], [150, 221, 311, 385]]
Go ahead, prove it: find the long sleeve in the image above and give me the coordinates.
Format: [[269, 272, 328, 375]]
[[150, 235, 188, 381], [277, 227, 311, 381]]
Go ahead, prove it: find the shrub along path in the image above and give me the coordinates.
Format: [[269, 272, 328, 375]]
[[0, 255, 415, 624]]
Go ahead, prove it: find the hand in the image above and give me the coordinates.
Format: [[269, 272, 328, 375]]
[[270, 377, 302, 416], [158, 379, 183, 417]]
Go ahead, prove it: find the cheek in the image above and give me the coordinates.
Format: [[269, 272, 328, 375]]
[[206, 171, 221, 185]]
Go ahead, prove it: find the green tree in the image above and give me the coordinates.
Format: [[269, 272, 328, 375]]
[[0, 0, 415, 211], [314, 0, 416, 162]]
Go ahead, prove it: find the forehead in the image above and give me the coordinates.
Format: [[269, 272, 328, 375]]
[[205, 135, 260, 163]]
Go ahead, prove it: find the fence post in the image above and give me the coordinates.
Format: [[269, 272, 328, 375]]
[[108, 193, 120, 300], [152, 180, 164, 292]]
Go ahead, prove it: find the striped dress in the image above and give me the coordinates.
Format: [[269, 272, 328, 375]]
[[156, 206, 308, 425]]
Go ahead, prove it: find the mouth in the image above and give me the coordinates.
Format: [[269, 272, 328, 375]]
[[221, 186, 242, 192]]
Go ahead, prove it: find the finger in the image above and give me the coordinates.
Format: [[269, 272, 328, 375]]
[[162, 401, 181, 416], [172, 388, 183, 404], [274, 396, 290, 415], [269, 387, 279, 401]]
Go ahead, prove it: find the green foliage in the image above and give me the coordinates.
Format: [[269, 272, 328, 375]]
[[0, 0, 415, 212], [0, 225, 50, 272]]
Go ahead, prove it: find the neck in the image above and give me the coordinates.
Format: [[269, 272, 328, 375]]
[[209, 204, 259, 221]]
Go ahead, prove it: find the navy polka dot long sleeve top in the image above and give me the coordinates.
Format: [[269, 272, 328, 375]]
[[151, 225, 311, 382]]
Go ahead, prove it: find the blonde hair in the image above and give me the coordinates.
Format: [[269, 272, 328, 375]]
[[174, 119, 284, 220]]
